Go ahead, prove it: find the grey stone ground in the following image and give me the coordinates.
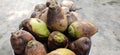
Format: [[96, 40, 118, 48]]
[[0, 0, 120, 55]]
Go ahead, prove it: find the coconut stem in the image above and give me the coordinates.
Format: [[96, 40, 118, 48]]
[[49, 0, 58, 8]]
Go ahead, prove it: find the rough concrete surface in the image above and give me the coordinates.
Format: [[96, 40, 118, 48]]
[[0, 0, 120, 55]]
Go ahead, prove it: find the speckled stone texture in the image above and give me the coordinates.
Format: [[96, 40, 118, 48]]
[[0, 0, 120, 55]]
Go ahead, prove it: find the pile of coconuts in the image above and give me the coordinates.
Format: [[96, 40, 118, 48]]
[[10, 0, 98, 55]]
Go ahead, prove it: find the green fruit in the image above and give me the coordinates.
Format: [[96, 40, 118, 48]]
[[30, 18, 50, 38], [19, 18, 50, 41], [48, 31, 68, 51], [68, 21, 98, 39], [53, 31, 66, 43], [47, 48, 76, 55]]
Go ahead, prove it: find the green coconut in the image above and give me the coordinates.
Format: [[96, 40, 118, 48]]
[[68, 21, 98, 39], [47, 48, 76, 55]]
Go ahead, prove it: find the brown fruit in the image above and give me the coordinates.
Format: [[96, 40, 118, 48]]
[[67, 12, 81, 25], [10, 30, 35, 55], [68, 37, 91, 55], [61, 0, 76, 11], [61, 7, 70, 14], [31, 8, 48, 23], [30, 3, 47, 18], [34, 3, 46, 12], [30, 11, 42, 18], [39, 8, 49, 23], [47, 0, 68, 32], [25, 40, 46, 55]]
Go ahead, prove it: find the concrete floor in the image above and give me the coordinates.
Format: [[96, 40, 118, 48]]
[[0, 0, 120, 55]]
